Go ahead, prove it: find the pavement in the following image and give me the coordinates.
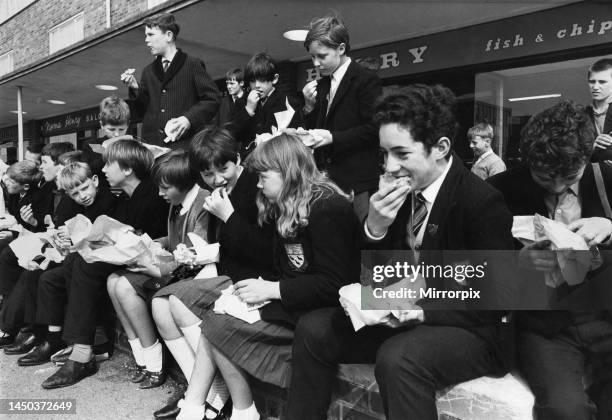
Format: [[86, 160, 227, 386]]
[[0, 349, 184, 420]]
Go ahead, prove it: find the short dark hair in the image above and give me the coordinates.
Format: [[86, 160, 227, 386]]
[[589, 58, 612, 77], [99, 96, 130, 126], [520, 100, 594, 177], [26, 142, 44, 154], [189, 127, 239, 171], [58, 150, 84, 166], [6, 160, 41, 185], [304, 15, 350, 53], [42, 142, 75, 164], [225, 68, 244, 83], [103, 139, 154, 181], [152, 149, 198, 192], [244, 52, 277, 84], [144, 12, 179, 41], [373, 84, 457, 156]]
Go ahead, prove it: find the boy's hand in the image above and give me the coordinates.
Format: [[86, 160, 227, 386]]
[[518, 240, 557, 272], [365, 181, 411, 238], [594, 133, 612, 150], [302, 80, 318, 113], [19, 204, 37, 227], [120, 68, 138, 89], [567, 217, 612, 246], [203, 188, 235, 223], [171, 116, 191, 140], [245, 90, 261, 115]]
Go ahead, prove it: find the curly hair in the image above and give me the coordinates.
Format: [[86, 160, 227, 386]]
[[520, 100, 595, 177], [373, 84, 457, 156], [246, 133, 348, 238]]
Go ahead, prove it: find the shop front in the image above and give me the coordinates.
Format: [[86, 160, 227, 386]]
[[296, 2, 612, 166]]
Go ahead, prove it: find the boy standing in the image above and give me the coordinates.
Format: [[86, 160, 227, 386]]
[[216, 68, 245, 128], [468, 123, 506, 179]]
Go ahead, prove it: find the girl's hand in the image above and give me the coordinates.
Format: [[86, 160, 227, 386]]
[[234, 278, 280, 304]]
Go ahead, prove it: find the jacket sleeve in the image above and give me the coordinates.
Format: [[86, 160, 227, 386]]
[[330, 71, 382, 155], [219, 210, 274, 268], [128, 69, 150, 120], [279, 198, 359, 310], [182, 59, 221, 128]]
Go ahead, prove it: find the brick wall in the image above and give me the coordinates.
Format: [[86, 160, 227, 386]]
[[0, 0, 188, 74]]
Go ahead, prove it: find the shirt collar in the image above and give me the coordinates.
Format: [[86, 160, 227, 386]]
[[162, 49, 177, 64], [475, 149, 493, 164], [419, 156, 453, 205], [180, 184, 200, 216], [331, 57, 352, 84]]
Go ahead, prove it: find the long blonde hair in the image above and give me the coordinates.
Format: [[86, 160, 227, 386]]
[[247, 134, 349, 238]]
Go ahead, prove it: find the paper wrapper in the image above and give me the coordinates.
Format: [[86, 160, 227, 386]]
[[65, 214, 160, 266], [251, 97, 296, 147], [213, 284, 269, 324], [9, 231, 65, 270], [100, 136, 170, 159], [173, 232, 220, 279], [0, 214, 18, 231]]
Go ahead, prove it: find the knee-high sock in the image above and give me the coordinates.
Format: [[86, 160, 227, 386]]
[[164, 337, 194, 382], [128, 338, 145, 366], [142, 339, 163, 372]]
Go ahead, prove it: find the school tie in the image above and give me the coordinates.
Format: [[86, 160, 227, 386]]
[[408, 192, 427, 249], [162, 59, 171, 72], [170, 204, 182, 221]]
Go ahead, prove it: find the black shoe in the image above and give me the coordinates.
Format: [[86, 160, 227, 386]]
[[129, 364, 147, 383], [17, 341, 65, 366], [139, 368, 167, 389], [153, 394, 183, 419], [41, 359, 98, 389], [4, 332, 37, 355], [205, 402, 229, 420], [0, 333, 15, 348]]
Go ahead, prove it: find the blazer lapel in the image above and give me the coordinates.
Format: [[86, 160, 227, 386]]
[[327, 61, 357, 117], [604, 106, 612, 134], [161, 49, 187, 87], [315, 76, 331, 125]]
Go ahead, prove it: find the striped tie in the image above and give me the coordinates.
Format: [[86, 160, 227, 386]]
[[162, 59, 170, 72], [408, 192, 427, 249]]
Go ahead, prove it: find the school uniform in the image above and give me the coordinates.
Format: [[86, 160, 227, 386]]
[[120, 185, 210, 300], [287, 155, 515, 420], [173, 188, 360, 388], [303, 59, 382, 195], [5, 181, 50, 233], [489, 163, 612, 420], [215, 93, 245, 130], [588, 104, 612, 163], [232, 89, 302, 155], [129, 49, 221, 149], [471, 150, 506, 180]]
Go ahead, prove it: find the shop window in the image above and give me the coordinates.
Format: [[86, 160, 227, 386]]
[[49, 12, 84, 54], [0, 50, 14, 77], [474, 55, 610, 167]]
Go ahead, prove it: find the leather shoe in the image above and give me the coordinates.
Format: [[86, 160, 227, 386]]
[[129, 364, 147, 383], [17, 341, 65, 366], [4, 332, 37, 355], [41, 359, 98, 389], [139, 368, 167, 389], [0, 333, 15, 348], [153, 394, 183, 419]]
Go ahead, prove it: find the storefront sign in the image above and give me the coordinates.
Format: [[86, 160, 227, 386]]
[[38, 106, 99, 136], [297, 3, 612, 86]]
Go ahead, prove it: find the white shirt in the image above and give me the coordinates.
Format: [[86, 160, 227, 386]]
[[328, 57, 352, 111], [473, 149, 493, 166], [179, 184, 200, 216]]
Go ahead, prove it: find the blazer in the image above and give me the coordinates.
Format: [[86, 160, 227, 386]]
[[489, 162, 612, 336], [587, 104, 612, 162], [6, 181, 50, 232], [212, 169, 275, 282], [129, 49, 221, 148], [367, 154, 516, 371], [260, 188, 361, 325], [232, 88, 302, 155], [304, 61, 382, 194]]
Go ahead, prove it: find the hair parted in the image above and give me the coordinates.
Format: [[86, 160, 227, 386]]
[[102, 139, 154, 181], [304, 15, 350, 53], [6, 160, 42, 185], [144, 13, 179, 40]]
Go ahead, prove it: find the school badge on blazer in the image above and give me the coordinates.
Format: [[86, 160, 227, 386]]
[[285, 243, 308, 271]]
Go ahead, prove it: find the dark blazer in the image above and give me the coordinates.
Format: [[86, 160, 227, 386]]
[[304, 61, 382, 194], [112, 178, 169, 239], [232, 88, 302, 155], [587, 105, 612, 162], [489, 162, 612, 336], [129, 49, 221, 149], [215, 94, 246, 129], [6, 181, 50, 232], [368, 155, 516, 371], [211, 169, 275, 282], [260, 188, 361, 325]]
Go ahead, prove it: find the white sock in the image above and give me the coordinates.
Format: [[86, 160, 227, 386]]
[[179, 322, 202, 353], [230, 402, 259, 420], [176, 400, 205, 420], [142, 340, 163, 372], [205, 373, 230, 418], [164, 337, 195, 383], [128, 338, 145, 366]]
